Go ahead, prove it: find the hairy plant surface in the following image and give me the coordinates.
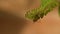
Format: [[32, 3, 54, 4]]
[[25, 0, 58, 22]]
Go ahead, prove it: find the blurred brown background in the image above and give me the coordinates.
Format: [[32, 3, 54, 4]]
[[0, 0, 60, 34]]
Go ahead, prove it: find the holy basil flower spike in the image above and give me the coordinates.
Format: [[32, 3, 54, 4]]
[[25, 0, 58, 22]]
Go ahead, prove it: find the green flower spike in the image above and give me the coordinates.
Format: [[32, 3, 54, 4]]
[[25, 0, 58, 22]]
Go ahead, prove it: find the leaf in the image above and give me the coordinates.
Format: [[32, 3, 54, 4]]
[[25, 0, 58, 22]]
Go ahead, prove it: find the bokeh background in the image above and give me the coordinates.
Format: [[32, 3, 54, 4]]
[[0, 0, 60, 34]]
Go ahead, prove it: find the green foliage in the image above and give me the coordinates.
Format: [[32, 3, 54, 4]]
[[58, 1, 60, 16], [25, 0, 58, 22]]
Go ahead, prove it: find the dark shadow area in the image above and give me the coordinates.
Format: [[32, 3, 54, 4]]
[[0, 11, 27, 34]]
